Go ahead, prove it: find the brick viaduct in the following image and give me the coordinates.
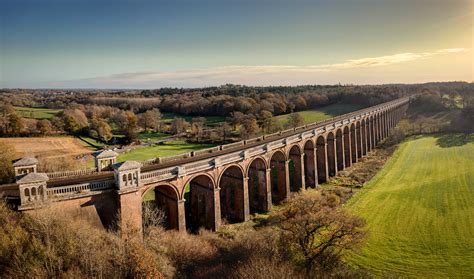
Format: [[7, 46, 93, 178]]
[[0, 97, 410, 233]]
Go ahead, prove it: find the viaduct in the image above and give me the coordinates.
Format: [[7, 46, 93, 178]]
[[0, 97, 410, 233]]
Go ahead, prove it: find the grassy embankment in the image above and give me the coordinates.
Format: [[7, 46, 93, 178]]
[[346, 134, 474, 277]]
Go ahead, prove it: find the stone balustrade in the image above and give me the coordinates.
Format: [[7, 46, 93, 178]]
[[46, 180, 115, 199], [46, 168, 99, 179]]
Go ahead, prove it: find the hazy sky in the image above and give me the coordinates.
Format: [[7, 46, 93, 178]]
[[0, 0, 472, 88]]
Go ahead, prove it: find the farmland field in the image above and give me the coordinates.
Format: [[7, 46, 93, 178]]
[[346, 135, 474, 277], [117, 140, 216, 162], [14, 106, 62, 119], [0, 136, 92, 159], [274, 103, 363, 126]]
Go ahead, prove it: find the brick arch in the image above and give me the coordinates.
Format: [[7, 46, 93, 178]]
[[316, 134, 327, 183], [303, 139, 316, 188], [342, 125, 351, 167], [183, 172, 217, 192], [217, 163, 246, 186], [361, 118, 367, 155], [269, 150, 288, 204], [286, 143, 303, 160], [247, 156, 269, 213], [142, 182, 181, 230], [185, 173, 218, 231], [267, 148, 288, 162], [326, 131, 337, 177], [218, 165, 245, 223], [142, 182, 180, 200], [355, 121, 362, 159], [335, 128, 344, 171], [245, 155, 269, 178], [288, 144, 303, 192]]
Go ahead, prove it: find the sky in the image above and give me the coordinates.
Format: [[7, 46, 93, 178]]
[[0, 0, 472, 89]]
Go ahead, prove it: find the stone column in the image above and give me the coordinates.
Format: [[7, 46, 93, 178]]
[[177, 199, 186, 232], [313, 147, 318, 187], [323, 143, 330, 179], [212, 187, 222, 231], [284, 160, 290, 200], [265, 168, 272, 211], [300, 154, 306, 190], [341, 134, 346, 169], [242, 177, 250, 221]]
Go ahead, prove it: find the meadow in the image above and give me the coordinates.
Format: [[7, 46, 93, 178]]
[[274, 103, 363, 126], [346, 135, 474, 277], [14, 106, 62, 119]]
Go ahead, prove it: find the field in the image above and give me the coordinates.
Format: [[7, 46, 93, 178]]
[[14, 106, 62, 119], [117, 140, 216, 162], [274, 103, 363, 126], [346, 135, 474, 277], [161, 112, 225, 126], [0, 136, 93, 159]]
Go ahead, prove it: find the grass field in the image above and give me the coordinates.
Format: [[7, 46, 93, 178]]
[[117, 140, 216, 162], [161, 112, 226, 126], [274, 103, 363, 126], [137, 131, 171, 142], [346, 135, 474, 277], [14, 106, 62, 119], [0, 136, 92, 159]]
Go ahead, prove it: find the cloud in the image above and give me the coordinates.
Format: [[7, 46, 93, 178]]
[[56, 47, 469, 88]]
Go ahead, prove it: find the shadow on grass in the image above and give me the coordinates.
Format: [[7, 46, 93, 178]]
[[435, 133, 474, 148]]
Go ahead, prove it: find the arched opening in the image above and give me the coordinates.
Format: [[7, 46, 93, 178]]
[[143, 184, 179, 230], [219, 166, 245, 223], [326, 132, 337, 177], [356, 122, 362, 159], [185, 175, 217, 231], [316, 136, 327, 183], [248, 157, 268, 214], [288, 145, 303, 192], [24, 188, 30, 202], [343, 126, 351, 168], [31, 187, 37, 200], [366, 118, 371, 151], [304, 140, 316, 188], [350, 123, 357, 163], [361, 119, 367, 156], [370, 116, 376, 148], [335, 129, 344, 171], [270, 151, 287, 204]]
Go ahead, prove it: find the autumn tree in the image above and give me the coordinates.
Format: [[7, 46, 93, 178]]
[[36, 119, 53, 135], [0, 142, 16, 184], [90, 118, 113, 142], [274, 192, 366, 275], [139, 108, 162, 132], [190, 117, 206, 142], [229, 111, 245, 130], [170, 118, 190, 135], [240, 116, 260, 139], [286, 113, 305, 129], [258, 110, 273, 134], [120, 111, 139, 142]]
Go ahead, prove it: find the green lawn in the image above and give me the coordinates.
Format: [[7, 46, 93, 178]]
[[137, 131, 171, 142], [117, 140, 216, 162], [274, 103, 363, 126], [14, 106, 62, 119], [77, 136, 107, 150], [161, 112, 226, 126], [346, 135, 474, 277]]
